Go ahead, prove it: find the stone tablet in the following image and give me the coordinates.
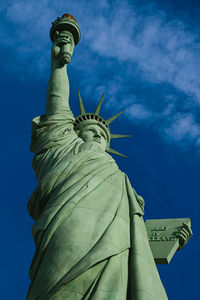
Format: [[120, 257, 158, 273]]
[[145, 218, 191, 264]]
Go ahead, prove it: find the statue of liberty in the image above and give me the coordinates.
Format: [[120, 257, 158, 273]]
[[27, 14, 192, 300]]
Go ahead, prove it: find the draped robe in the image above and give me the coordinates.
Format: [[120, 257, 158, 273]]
[[27, 110, 168, 300]]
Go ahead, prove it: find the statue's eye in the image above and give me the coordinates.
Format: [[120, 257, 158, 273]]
[[101, 132, 106, 139]]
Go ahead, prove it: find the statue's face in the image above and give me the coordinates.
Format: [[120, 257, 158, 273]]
[[78, 124, 109, 151], [55, 30, 75, 64]]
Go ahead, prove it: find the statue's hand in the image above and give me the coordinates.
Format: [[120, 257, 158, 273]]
[[173, 222, 193, 250], [51, 30, 75, 66]]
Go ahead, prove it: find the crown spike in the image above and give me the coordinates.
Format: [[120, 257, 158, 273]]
[[94, 93, 104, 115], [77, 89, 86, 114], [106, 110, 124, 125], [107, 147, 128, 158], [111, 134, 132, 139]]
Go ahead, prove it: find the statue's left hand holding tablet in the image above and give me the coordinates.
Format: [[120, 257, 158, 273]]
[[174, 222, 193, 250]]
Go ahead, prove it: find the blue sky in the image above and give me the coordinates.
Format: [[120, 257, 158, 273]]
[[1, 0, 199, 299]]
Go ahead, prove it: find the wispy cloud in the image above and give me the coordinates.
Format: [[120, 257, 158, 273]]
[[126, 104, 154, 121], [85, 5, 200, 103], [1, 0, 200, 151], [164, 113, 200, 145]]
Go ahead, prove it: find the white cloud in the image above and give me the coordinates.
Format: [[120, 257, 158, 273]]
[[126, 103, 153, 121], [164, 113, 200, 143], [86, 7, 200, 103]]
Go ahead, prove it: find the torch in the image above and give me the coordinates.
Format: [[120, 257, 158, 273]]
[[50, 14, 81, 64]]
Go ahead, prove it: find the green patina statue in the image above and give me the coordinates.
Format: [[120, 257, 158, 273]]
[[27, 14, 192, 300]]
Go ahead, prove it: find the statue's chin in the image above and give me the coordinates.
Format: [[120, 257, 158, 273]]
[[61, 53, 72, 64]]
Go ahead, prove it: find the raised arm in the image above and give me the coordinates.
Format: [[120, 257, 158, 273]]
[[46, 30, 75, 116]]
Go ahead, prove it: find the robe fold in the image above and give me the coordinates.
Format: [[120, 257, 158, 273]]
[[27, 110, 168, 300]]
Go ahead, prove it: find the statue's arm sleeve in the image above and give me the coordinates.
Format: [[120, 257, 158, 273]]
[[125, 175, 145, 216], [30, 111, 77, 157], [133, 188, 145, 213], [28, 111, 82, 219], [132, 188, 145, 214]]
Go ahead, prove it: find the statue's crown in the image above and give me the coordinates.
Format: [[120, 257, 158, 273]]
[[50, 13, 81, 45], [74, 90, 131, 157]]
